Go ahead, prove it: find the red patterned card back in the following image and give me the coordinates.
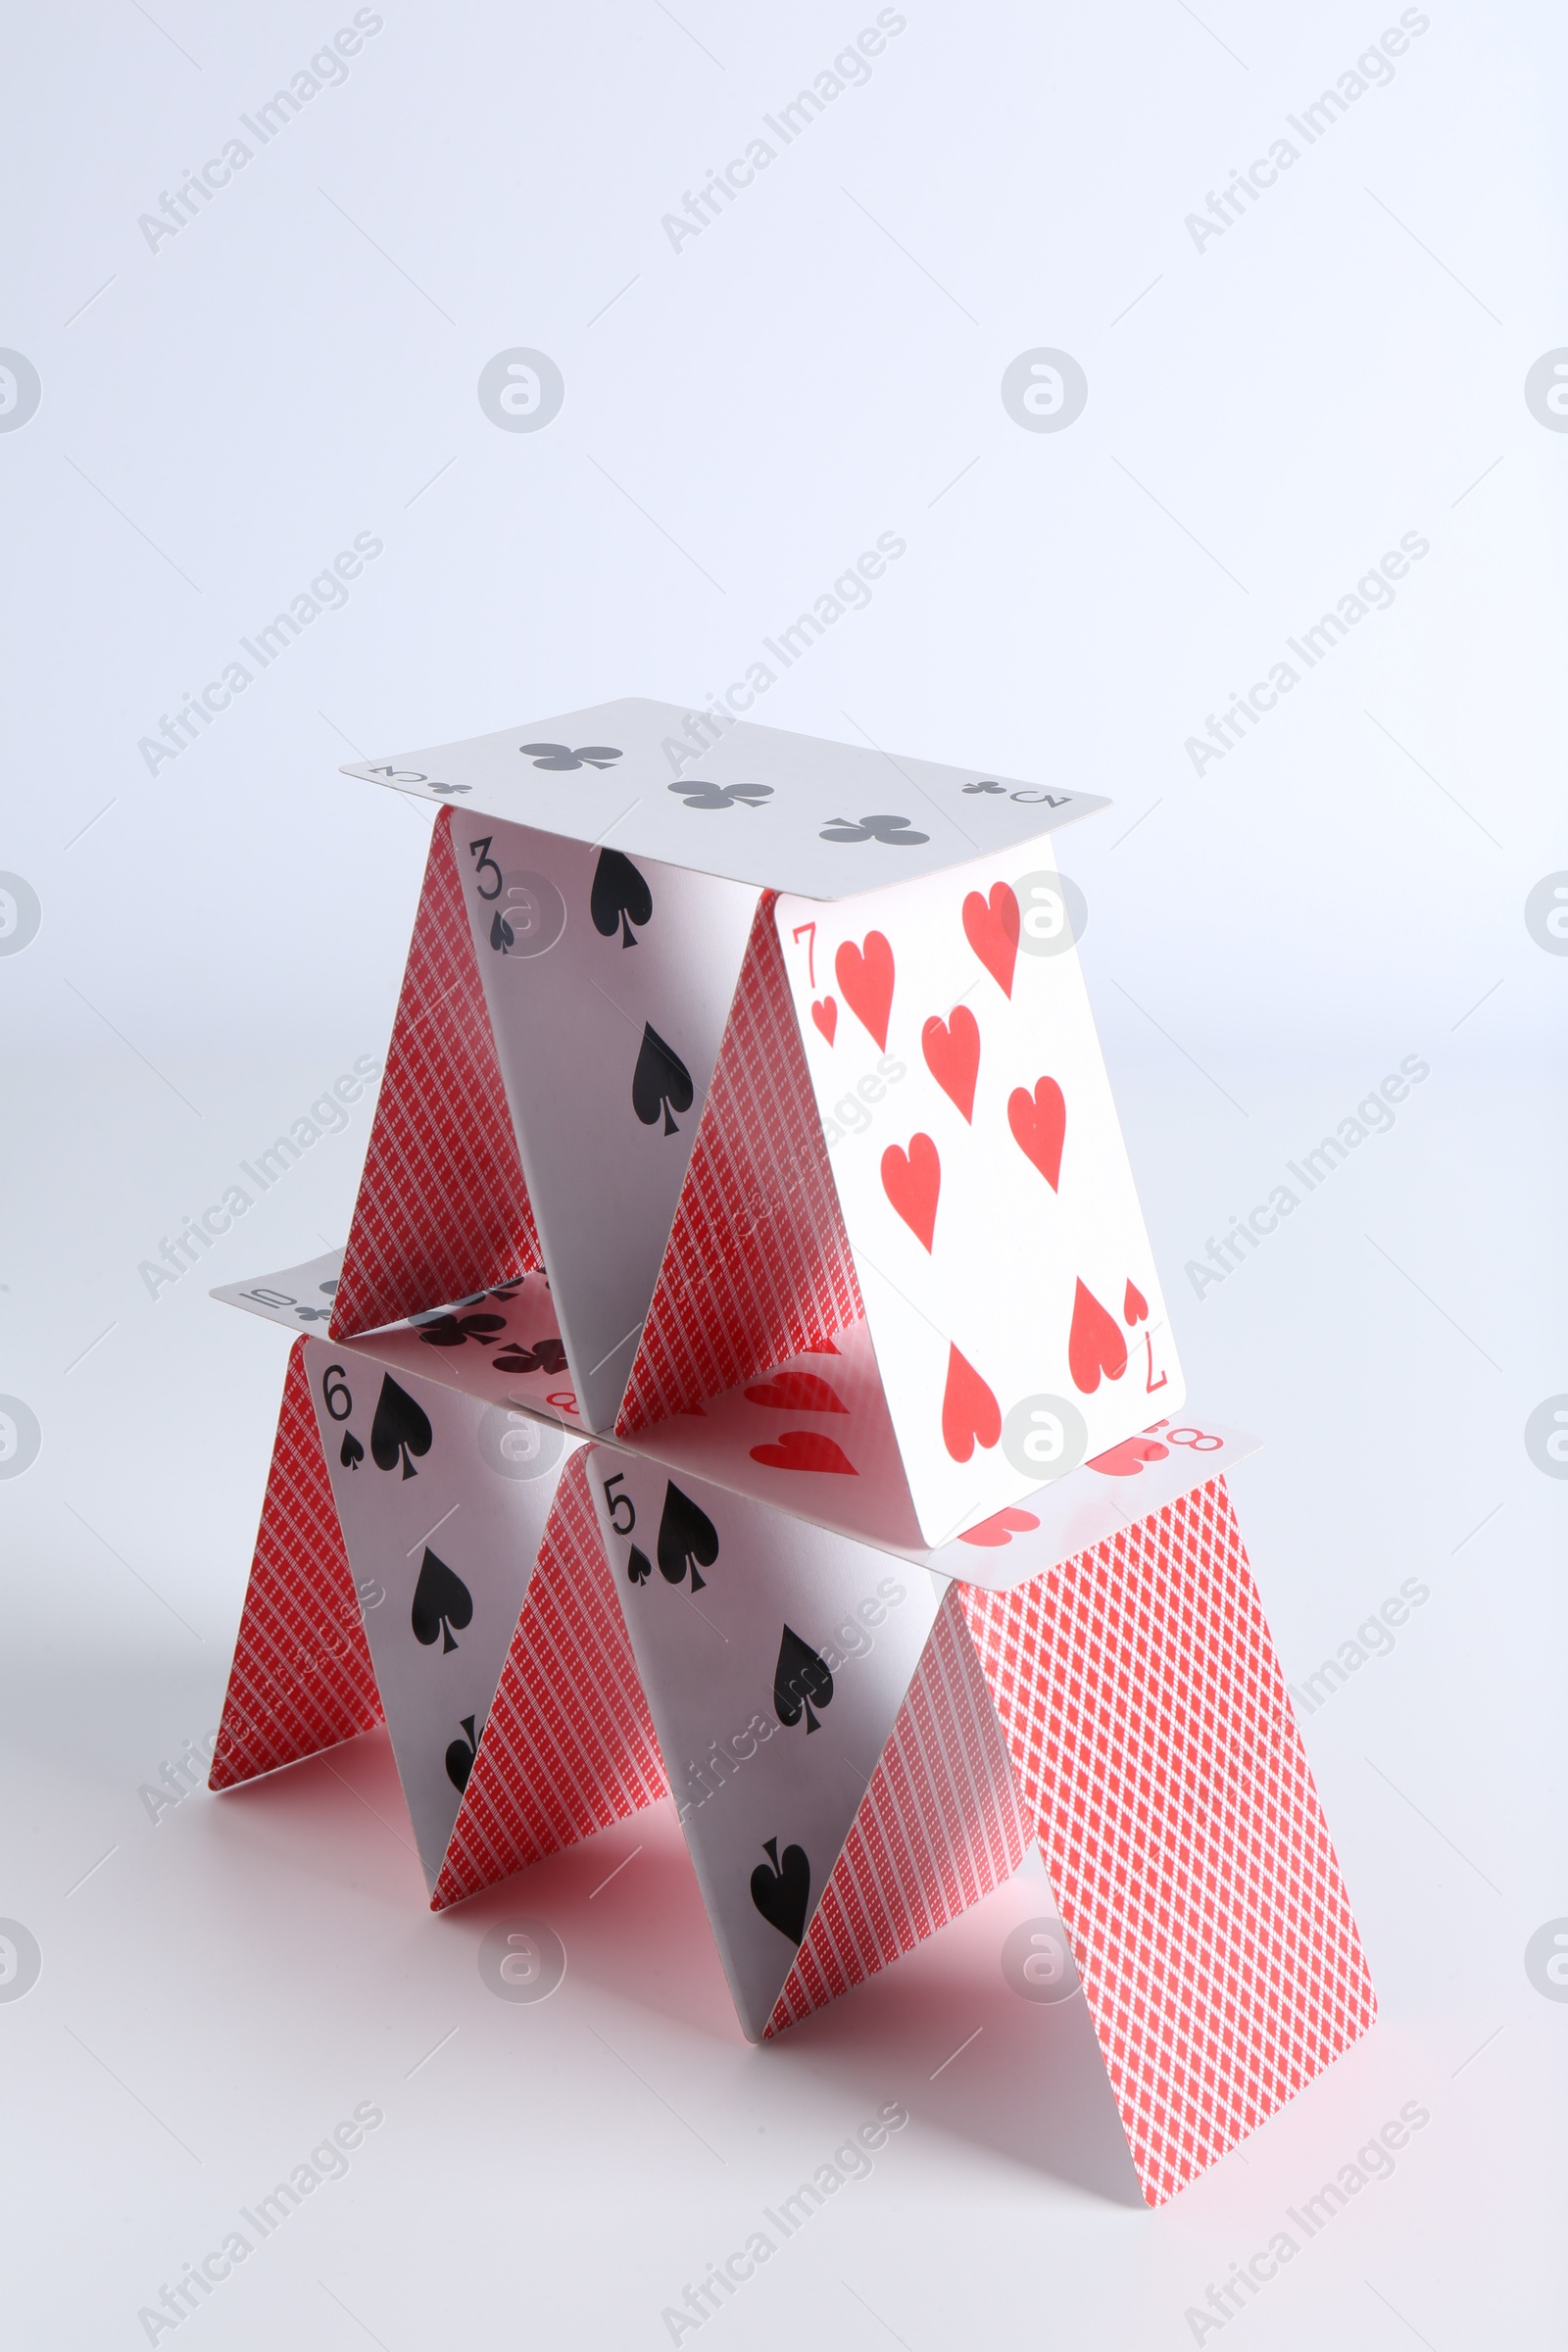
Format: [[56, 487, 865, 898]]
[[430, 1449, 667, 1908], [332, 808, 541, 1340], [957, 1477, 1376, 2206], [210, 1340, 382, 1790], [765, 1584, 1028, 2033], [617, 894, 862, 1436]]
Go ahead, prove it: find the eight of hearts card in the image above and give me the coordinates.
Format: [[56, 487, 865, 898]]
[[775, 844, 1184, 1545]]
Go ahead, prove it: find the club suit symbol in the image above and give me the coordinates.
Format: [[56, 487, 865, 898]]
[[518, 742, 622, 770], [819, 813, 929, 846], [666, 780, 773, 811]]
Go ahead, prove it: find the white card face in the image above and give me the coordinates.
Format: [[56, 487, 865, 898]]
[[612, 1319, 926, 1552], [606, 1323, 1253, 1595], [341, 700, 1108, 900], [924, 1415, 1263, 1593], [303, 1338, 581, 1890], [776, 843, 1186, 1546], [211, 1248, 344, 1332], [445, 810, 759, 1432], [587, 1446, 941, 2040], [216, 1261, 585, 1431], [356, 1277, 584, 1430]]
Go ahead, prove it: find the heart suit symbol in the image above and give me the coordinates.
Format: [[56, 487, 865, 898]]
[[941, 1345, 1001, 1463], [743, 1372, 848, 1413], [956, 1505, 1042, 1548], [1067, 1278, 1128, 1393], [811, 997, 838, 1045], [921, 1007, 980, 1122], [749, 1430, 858, 1476], [962, 882, 1020, 999], [834, 931, 895, 1050], [1008, 1077, 1065, 1191], [1086, 1436, 1169, 1478], [881, 1134, 940, 1251]]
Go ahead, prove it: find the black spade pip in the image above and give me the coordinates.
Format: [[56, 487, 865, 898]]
[[445, 1715, 478, 1793], [369, 1375, 432, 1480], [773, 1626, 834, 1734], [632, 1024, 694, 1136], [590, 849, 653, 948], [656, 1482, 718, 1592], [411, 1548, 472, 1653], [750, 1838, 811, 1944]]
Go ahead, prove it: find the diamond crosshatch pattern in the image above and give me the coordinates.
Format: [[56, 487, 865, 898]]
[[768, 1582, 1029, 2033], [957, 1477, 1378, 2205], [431, 1451, 667, 1910], [210, 1339, 382, 1790], [332, 809, 542, 1341]]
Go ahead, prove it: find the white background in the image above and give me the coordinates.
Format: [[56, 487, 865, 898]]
[[2, 3, 1564, 2345]]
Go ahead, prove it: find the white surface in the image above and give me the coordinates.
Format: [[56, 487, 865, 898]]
[[2, 2, 1564, 2345]]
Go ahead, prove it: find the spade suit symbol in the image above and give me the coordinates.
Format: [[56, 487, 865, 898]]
[[632, 1024, 694, 1136], [369, 1376, 432, 1479], [773, 1626, 834, 1734], [751, 1838, 811, 1944], [445, 1714, 478, 1793], [411, 1548, 472, 1653], [656, 1482, 718, 1592], [590, 849, 654, 948]]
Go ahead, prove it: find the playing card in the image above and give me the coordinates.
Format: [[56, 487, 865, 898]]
[[340, 699, 1108, 900], [614, 889, 866, 1439], [210, 1337, 384, 1792], [587, 1445, 942, 2039], [361, 1278, 584, 1429], [304, 1336, 582, 1889], [212, 1248, 345, 1331], [444, 808, 759, 1430], [220, 1255, 585, 1430], [610, 1321, 1251, 1588], [615, 1319, 926, 1552], [924, 1414, 1261, 1592], [332, 811, 544, 1339], [764, 1582, 1030, 2035], [775, 840, 1186, 1544]]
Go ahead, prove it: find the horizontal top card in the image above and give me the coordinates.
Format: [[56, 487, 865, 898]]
[[340, 698, 1108, 901], [213, 1252, 588, 1432], [919, 1414, 1262, 1592]]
